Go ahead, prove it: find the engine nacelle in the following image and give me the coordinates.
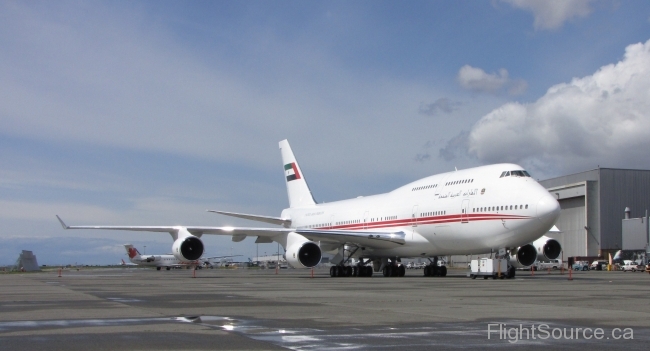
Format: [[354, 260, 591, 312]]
[[172, 236, 204, 261], [286, 241, 322, 268], [532, 235, 562, 261], [507, 244, 537, 269], [142, 255, 161, 263]]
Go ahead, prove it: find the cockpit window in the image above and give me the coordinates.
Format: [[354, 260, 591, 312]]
[[500, 170, 531, 178]]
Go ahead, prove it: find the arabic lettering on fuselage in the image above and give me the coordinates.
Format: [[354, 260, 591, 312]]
[[438, 189, 478, 199]]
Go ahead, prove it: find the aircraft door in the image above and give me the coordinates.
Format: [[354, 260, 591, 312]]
[[412, 205, 419, 227], [363, 211, 369, 230], [461, 199, 469, 223], [411, 205, 419, 241]]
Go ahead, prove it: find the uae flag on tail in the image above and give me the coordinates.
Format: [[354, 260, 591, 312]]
[[284, 162, 301, 182]]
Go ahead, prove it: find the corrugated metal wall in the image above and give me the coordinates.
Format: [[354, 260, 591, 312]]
[[599, 169, 650, 250], [540, 169, 599, 189], [541, 168, 650, 254]]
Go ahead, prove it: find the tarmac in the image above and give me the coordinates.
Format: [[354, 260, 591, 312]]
[[1, 266, 650, 350]]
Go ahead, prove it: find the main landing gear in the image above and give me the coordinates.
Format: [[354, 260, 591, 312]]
[[423, 257, 447, 277], [382, 263, 406, 277], [329, 246, 375, 278], [329, 264, 373, 277]]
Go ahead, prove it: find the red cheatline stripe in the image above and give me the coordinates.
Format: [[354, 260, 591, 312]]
[[313, 214, 531, 230]]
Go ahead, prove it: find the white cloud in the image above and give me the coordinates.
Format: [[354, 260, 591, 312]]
[[502, 0, 594, 30], [465, 39, 650, 177], [457, 65, 527, 95], [419, 98, 462, 117]]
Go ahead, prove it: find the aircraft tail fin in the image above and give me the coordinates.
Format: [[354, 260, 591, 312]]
[[279, 140, 316, 208], [124, 244, 141, 259]]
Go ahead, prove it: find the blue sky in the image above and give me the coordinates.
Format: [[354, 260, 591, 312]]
[[1, 0, 649, 265]]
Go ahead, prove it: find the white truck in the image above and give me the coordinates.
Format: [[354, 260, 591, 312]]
[[621, 262, 644, 272], [470, 258, 509, 279], [537, 259, 563, 270]]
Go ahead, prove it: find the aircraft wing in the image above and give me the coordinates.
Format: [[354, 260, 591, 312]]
[[202, 254, 243, 260], [206, 210, 292, 226], [57, 216, 404, 250], [293, 229, 405, 249]]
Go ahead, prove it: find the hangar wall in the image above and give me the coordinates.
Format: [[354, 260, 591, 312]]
[[540, 168, 650, 259]]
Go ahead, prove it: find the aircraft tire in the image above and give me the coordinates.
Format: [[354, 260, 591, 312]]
[[382, 266, 389, 277], [424, 266, 431, 277], [365, 266, 373, 277], [330, 266, 336, 277], [432, 266, 440, 277], [156, 267, 161, 271], [345, 266, 352, 277], [166, 267, 171, 271], [471, 274, 476, 279], [352, 266, 358, 277], [439, 266, 447, 277], [398, 265, 406, 277]]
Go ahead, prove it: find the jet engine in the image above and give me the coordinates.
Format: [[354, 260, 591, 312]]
[[507, 244, 537, 269], [142, 255, 161, 263], [286, 240, 322, 268], [172, 236, 204, 261], [532, 235, 562, 261]]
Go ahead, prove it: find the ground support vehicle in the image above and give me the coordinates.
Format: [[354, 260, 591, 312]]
[[469, 258, 514, 279]]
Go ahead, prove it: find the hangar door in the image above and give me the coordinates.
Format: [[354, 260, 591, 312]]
[[555, 196, 587, 257]]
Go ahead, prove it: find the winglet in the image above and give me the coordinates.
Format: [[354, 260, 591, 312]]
[[56, 215, 70, 229]]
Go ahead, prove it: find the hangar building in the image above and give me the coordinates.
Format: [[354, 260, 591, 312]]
[[539, 167, 650, 259]]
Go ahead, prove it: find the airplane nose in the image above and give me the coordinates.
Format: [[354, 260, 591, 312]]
[[536, 194, 560, 221]]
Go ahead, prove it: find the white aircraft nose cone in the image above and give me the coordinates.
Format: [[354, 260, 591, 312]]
[[536, 195, 560, 222]]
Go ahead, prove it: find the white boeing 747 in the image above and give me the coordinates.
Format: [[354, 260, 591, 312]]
[[57, 139, 561, 279]]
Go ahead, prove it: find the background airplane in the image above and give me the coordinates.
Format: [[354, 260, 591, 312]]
[[123, 244, 240, 270], [120, 258, 137, 266], [58, 139, 561, 279]]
